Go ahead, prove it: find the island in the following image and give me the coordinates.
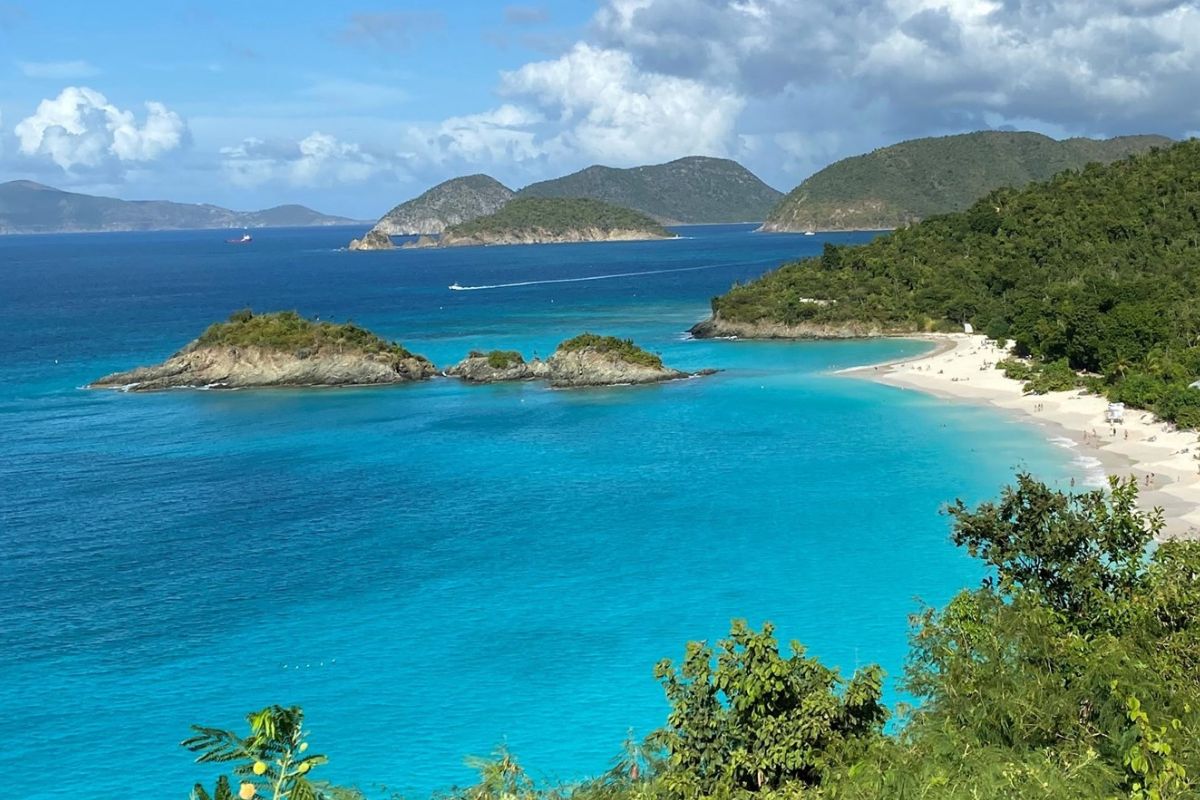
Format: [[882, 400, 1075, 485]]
[[347, 228, 395, 251], [90, 310, 435, 391], [446, 335, 711, 387], [758, 131, 1169, 233], [419, 198, 673, 248]]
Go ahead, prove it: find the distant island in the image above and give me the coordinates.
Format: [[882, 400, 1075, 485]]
[[409, 198, 673, 248], [348, 156, 781, 251], [760, 131, 1171, 232], [515, 156, 782, 224], [447, 333, 709, 387], [370, 174, 515, 236], [0, 181, 358, 235], [90, 310, 434, 391]]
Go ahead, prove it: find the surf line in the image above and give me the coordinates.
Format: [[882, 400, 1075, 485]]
[[448, 257, 782, 291]]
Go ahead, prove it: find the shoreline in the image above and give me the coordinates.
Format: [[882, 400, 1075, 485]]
[[841, 333, 1200, 540]]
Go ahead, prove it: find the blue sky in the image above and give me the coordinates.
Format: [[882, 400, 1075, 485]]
[[2, 1, 1198, 218]]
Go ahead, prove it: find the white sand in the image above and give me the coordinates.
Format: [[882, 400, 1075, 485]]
[[842, 334, 1200, 540]]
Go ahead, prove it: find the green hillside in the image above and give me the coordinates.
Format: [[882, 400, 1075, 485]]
[[444, 197, 669, 239], [712, 138, 1200, 425], [762, 131, 1171, 232], [516, 156, 782, 223]]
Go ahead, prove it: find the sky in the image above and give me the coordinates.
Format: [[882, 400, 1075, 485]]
[[2, 0, 1199, 219]]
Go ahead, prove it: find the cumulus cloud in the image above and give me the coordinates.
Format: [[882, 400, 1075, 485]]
[[593, 0, 1200, 134], [496, 43, 745, 164], [14, 86, 186, 172], [220, 132, 398, 187]]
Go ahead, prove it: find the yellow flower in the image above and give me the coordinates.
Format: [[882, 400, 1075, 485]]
[[297, 762, 311, 775], [299, 742, 309, 753], [239, 782, 257, 800], [252, 761, 268, 775]]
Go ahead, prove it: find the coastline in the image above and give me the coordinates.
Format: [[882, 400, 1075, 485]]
[[841, 333, 1200, 540]]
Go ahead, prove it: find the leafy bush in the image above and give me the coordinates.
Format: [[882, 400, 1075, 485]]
[[446, 198, 669, 239], [195, 310, 423, 361], [485, 350, 524, 369], [556, 333, 663, 369]]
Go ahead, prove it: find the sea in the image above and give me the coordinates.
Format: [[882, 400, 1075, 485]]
[[0, 224, 1083, 799]]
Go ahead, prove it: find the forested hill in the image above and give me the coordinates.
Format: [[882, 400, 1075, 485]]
[[760, 131, 1171, 232], [515, 156, 782, 224], [0, 180, 355, 234], [707, 138, 1200, 425]]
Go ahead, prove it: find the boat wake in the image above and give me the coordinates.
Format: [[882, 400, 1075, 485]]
[[447, 258, 781, 291]]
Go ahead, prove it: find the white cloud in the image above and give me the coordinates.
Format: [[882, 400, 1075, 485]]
[[497, 43, 745, 164], [17, 60, 100, 79], [14, 86, 186, 172], [220, 131, 398, 187]]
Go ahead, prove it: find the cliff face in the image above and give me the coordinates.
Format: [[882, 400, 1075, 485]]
[[348, 228, 395, 251], [689, 314, 909, 340], [371, 175, 514, 236], [91, 343, 435, 391]]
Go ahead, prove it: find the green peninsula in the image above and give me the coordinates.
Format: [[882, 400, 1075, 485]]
[[700, 139, 1200, 426]]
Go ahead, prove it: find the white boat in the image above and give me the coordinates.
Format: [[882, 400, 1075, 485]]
[[226, 232, 253, 244], [449, 282, 465, 291], [803, 230, 816, 236]]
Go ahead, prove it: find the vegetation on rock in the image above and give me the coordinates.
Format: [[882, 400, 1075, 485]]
[[556, 333, 663, 369], [762, 131, 1170, 232], [444, 198, 669, 241], [196, 310, 421, 359], [713, 138, 1200, 425], [516, 156, 782, 224], [186, 475, 1200, 799], [372, 174, 514, 235]]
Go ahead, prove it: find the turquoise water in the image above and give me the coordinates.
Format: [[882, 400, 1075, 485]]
[[0, 225, 1080, 798]]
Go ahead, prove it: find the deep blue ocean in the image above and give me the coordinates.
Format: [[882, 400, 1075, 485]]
[[0, 224, 1082, 799]]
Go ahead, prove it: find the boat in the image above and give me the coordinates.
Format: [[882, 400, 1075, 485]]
[[226, 232, 253, 244], [803, 230, 816, 236], [449, 282, 465, 291]]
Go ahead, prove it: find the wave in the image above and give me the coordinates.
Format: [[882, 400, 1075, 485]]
[[448, 257, 782, 291]]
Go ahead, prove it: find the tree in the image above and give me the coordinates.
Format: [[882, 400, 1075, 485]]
[[653, 619, 886, 794]]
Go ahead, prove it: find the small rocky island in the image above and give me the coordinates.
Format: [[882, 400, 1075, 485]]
[[347, 228, 394, 251], [446, 334, 710, 387], [412, 198, 673, 248], [90, 310, 435, 391]]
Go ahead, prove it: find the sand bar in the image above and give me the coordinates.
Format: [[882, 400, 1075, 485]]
[[842, 334, 1200, 540]]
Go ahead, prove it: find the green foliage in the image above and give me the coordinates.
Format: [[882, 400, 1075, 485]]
[[764, 130, 1169, 231], [718, 139, 1200, 425], [183, 705, 343, 800], [183, 475, 1200, 800], [485, 350, 525, 369], [196, 310, 423, 361], [947, 473, 1158, 625], [653, 619, 887, 794], [556, 334, 663, 369], [516, 156, 782, 224], [446, 198, 669, 239]]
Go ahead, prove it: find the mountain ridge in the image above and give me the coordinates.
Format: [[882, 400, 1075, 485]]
[[515, 156, 782, 224], [0, 181, 358, 234], [761, 131, 1173, 232]]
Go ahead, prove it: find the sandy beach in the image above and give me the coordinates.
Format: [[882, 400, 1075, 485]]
[[843, 334, 1200, 540]]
